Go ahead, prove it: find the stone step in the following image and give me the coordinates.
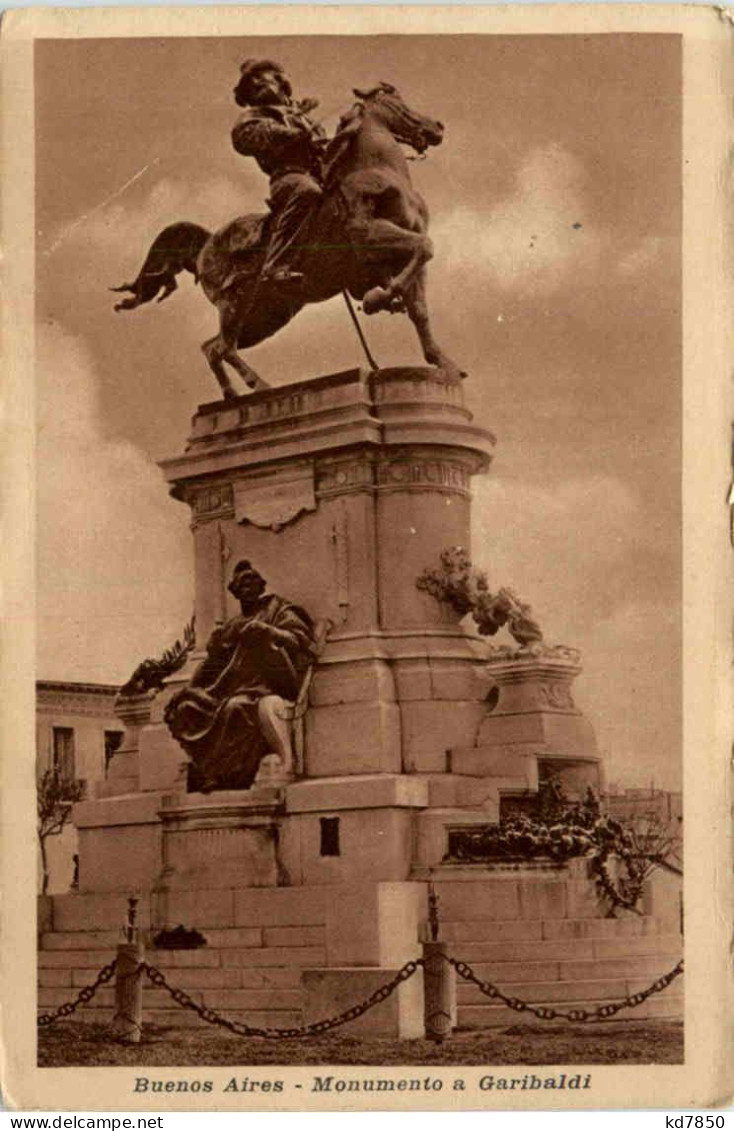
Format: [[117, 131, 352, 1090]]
[[448, 952, 679, 989], [41, 931, 123, 951], [38, 985, 303, 1011], [40, 925, 326, 953], [38, 943, 327, 971], [37, 1006, 303, 1030], [458, 977, 628, 1005], [51, 966, 303, 990], [51, 894, 153, 932], [559, 955, 682, 983], [50, 887, 327, 933], [448, 939, 595, 963], [458, 992, 684, 1029], [451, 934, 681, 965], [435, 916, 667, 944], [539, 918, 667, 941], [457, 973, 684, 1006]]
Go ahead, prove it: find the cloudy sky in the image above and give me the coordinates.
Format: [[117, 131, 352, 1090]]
[[35, 33, 682, 788]]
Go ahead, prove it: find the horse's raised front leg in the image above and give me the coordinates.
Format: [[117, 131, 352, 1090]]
[[403, 267, 466, 380], [351, 219, 433, 315]]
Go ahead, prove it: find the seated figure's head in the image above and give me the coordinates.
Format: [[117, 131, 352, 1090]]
[[228, 559, 267, 605]]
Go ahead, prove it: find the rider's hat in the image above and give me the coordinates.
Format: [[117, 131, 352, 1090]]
[[234, 59, 292, 106]]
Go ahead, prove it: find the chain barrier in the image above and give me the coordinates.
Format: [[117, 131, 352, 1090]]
[[37, 961, 117, 1027], [448, 955, 684, 1023], [38, 951, 683, 1035], [141, 957, 423, 1039]]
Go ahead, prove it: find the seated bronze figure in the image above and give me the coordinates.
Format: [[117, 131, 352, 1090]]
[[164, 560, 316, 792]]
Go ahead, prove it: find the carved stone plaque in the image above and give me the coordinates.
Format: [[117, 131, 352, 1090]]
[[234, 465, 317, 532]]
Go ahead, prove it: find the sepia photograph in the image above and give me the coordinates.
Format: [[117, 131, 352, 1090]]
[[1, 2, 732, 1113]]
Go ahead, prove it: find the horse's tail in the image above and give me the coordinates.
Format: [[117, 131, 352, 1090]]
[[111, 222, 211, 312]]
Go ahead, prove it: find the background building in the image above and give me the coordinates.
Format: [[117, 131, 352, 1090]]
[[36, 681, 122, 893]]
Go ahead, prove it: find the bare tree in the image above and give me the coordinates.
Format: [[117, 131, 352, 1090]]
[[37, 768, 86, 895], [625, 808, 683, 878]]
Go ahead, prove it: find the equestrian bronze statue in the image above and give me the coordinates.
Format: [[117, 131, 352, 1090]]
[[112, 62, 461, 399]]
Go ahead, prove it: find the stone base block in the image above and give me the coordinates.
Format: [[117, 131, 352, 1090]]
[[401, 700, 486, 773], [95, 776, 139, 799], [150, 885, 329, 931], [324, 881, 425, 966], [52, 892, 152, 933], [422, 773, 499, 810], [477, 710, 596, 758], [96, 750, 140, 798], [73, 793, 166, 893], [302, 966, 424, 1038], [449, 743, 539, 790], [309, 658, 396, 707], [234, 886, 327, 928], [138, 724, 189, 792], [282, 809, 415, 886], [392, 656, 488, 701], [156, 789, 285, 891], [413, 809, 500, 869], [286, 774, 428, 813], [305, 701, 401, 776]]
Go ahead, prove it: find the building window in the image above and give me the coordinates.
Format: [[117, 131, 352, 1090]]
[[52, 727, 75, 780], [104, 730, 124, 774], [319, 817, 340, 857]]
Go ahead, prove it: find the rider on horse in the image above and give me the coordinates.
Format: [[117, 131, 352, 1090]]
[[231, 59, 326, 290]]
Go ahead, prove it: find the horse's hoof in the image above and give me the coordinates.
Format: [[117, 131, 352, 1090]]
[[222, 388, 239, 403], [363, 286, 390, 315]]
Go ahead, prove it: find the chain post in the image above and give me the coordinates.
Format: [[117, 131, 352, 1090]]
[[422, 942, 455, 1043], [422, 883, 454, 1043], [125, 895, 139, 943], [427, 881, 440, 942], [112, 897, 144, 1043]]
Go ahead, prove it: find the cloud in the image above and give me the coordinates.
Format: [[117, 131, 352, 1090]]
[[470, 472, 680, 789], [432, 143, 667, 306], [44, 174, 252, 266], [434, 144, 606, 295], [615, 235, 665, 279], [37, 323, 193, 683], [579, 598, 681, 790], [472, 472, 644, 629]]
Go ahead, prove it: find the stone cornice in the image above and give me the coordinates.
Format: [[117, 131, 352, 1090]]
[[37, 681, 119, 698]]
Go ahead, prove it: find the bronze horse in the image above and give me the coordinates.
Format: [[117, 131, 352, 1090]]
[[112, 83, 461, 399]]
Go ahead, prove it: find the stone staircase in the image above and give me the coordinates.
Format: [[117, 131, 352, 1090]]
[[430, 868, 683, 1028], [38, 868, 683, 1032], [38, 890, 328, 1030], [441, 916, 683, 1027]]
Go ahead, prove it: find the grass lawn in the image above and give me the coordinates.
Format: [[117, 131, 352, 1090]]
[[38, 1020, 683, 1067]]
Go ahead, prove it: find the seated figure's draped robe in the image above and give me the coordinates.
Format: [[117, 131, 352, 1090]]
[[165, 595, 315, 792]]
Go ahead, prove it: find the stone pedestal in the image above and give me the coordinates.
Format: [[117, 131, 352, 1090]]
[[155, 789, 286, 891], [46, 366, 673, 1043], [156, 366, 495, 782], [95, 693, 153, 799], [450, 647, 603, 802]]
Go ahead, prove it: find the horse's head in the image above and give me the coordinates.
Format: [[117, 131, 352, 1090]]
[[352, 82, 444, 154]]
